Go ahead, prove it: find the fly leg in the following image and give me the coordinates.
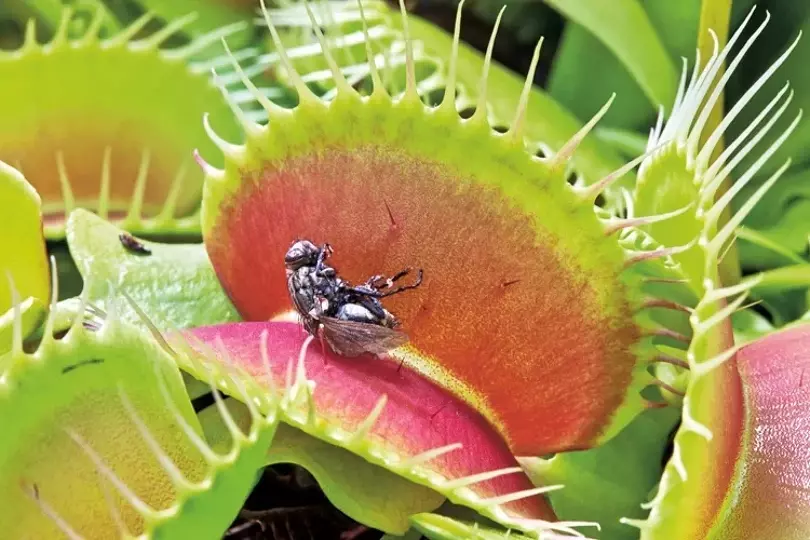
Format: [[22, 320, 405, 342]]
[[364, 267, 413, 291], [350, 269, 424, 298], [314, 243, 334, 276], [380, 268, 424, 298], [379, 268, 423, 297]]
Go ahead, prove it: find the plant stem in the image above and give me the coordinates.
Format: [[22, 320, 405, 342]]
[[697, 0, 741, 286]]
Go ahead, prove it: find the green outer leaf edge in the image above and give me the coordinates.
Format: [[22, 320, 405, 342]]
[[542, 0, 678, 110]]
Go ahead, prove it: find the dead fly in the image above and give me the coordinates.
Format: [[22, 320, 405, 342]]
[[118, 232, 151, 255], [284, 239, 423, 357]]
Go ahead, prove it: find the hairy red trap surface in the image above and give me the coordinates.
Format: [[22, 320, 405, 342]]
[[710, 323, 810, 538], [648, 319, 810, 539]]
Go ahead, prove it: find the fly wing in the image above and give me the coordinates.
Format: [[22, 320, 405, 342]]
[[318, 316, 410, 357]]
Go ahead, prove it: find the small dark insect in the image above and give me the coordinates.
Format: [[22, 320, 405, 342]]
[[285, 239, 423, 357], [118, 232, 151, 255]]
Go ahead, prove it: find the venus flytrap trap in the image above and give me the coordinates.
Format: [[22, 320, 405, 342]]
[[0, 159, 278, 539], [195, 0, 702, 468], [171, 321, 589, 537], [634, 273, 810, 540], [253, 0, 459, 110], [633, 7, 801, 291], [109, 257, 576, 537], [0, 266, 280, 538], [616, 7, 810, 540], [711, 321, 810, 538], [0, 5, 274, 239]]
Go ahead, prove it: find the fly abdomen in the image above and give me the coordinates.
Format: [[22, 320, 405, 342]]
[[336, 303, 380, 325]]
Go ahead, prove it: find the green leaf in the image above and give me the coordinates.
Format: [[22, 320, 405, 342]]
[[521, 407, 680, 539], [737, 165, 810, 228], [0, 296, 206, 537], [549, 22, 652, 129], [737, 225, 807, 272], [645, 0, 702, 60], [66, 209, 239, 329], [732, 308, 775, 345], [735, 167, 810, 270], [595, 127, 650, 159], [754, 294, 807, 328], [266, 424, 445, 535], [749, 264, 810, 296], [542, 0, 678, 110], [549, 0, 702, 130]]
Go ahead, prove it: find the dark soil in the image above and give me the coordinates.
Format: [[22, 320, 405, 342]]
[[224, 465, 385, 540]]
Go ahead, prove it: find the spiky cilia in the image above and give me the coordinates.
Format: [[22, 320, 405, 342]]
[[198, 0, 699, 461], [0, 5, 274, 239], [0, 257, 280, 538], [621, 8, 810, 540]]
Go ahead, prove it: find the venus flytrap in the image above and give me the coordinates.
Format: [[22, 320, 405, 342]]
[[0, 6, 270, 239], [194, 0, 706, 460], [633, 7, 801, 291], [129, 0, 751, 535], [617, 8, 809, 540], [0, 259, 281, 538]]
